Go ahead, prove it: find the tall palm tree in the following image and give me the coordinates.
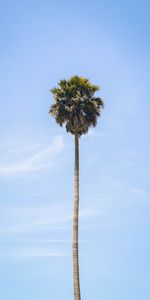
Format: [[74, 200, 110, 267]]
[[49, 76, 104, 300]]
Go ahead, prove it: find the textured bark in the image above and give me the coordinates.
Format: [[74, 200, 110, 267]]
[[73, 133, 81, 300]]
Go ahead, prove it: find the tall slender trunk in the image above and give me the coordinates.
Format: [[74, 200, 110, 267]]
[[73, 133, 81, 300]]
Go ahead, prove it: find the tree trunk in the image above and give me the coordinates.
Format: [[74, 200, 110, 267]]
[[73, 133, 81, 300]]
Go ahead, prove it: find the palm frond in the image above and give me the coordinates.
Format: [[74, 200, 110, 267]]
[[49, 76, 104, 135]]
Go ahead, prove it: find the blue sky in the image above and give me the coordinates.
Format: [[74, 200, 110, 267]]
[[0, 0, 150, 299]]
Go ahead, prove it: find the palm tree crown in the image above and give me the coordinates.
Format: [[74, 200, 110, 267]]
[[49, 75, 104, 136]]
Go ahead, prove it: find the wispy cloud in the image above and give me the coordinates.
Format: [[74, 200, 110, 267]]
[[0, 135, 64, 175], [0, 238, 72, 243], [0, 248, 66, 259], [0, 202, 97, 259], [87, 128, 110, 139], [0, 203, 99, 235]]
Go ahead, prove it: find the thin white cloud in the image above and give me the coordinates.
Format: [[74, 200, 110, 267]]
[[87, 128, 110, 139], [0, 238, 72, 243], [0, 204, 100, 235], [0, 248, 66, 259], [0, 216, 71, 234], [0, 135, 64, 175], [129, 187, 145, 195]]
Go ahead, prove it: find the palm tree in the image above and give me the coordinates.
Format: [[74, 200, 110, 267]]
[[49, 76, 104, 300]]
